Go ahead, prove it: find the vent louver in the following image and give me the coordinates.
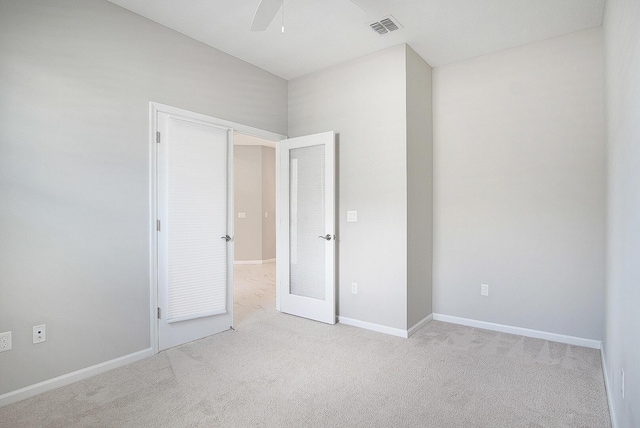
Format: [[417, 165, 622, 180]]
[[369, 15, 402, 35], [370, 21, 388, 35], [379, 18, 398, 32]]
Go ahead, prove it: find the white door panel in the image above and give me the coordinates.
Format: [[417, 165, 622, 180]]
[[157, 112, 234, 351], [277, 131, 335, 324]]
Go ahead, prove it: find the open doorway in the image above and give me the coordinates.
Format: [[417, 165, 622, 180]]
[[149, 102, 286, 354], [233, 132, 277, 327]]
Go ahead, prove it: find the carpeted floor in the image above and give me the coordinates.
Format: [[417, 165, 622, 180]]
[[0, 264, 611, 427]]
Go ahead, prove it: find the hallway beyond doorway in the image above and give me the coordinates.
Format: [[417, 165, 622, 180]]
[[234, 263, 276, 327]]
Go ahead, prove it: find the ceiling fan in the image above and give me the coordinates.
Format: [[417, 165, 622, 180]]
[[250, 0, 371, 31]]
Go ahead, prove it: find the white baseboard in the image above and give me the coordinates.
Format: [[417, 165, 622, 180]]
[[407, 314, 433, 337], [601, 348, 618, 428], [338, 314, 434, 339], [338, 316, 409, 338], [234, 258, 276, 265], [0, 348, 153, 408], [432, 313, 602, 349]]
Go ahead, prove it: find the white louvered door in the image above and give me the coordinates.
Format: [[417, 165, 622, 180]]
[[157, 112, 233, 351], [277, 131, 335, 324]]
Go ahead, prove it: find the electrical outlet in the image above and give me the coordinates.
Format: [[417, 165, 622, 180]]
[[481, 284, 489, 296], [33, 324, 46, 344], [621, 369, 625, 398], [0, 331, 11, 352], [351, 282, 358, 294]]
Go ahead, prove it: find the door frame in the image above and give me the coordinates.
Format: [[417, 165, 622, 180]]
[[149, 102, 285, 355]]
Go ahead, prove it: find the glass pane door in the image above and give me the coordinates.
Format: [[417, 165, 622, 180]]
[[277, 131, 335, 325], [289, 145, 326, 300]]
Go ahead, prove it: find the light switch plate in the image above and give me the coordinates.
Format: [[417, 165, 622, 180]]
[[238, 212, 246, 219], [347, 211, 357, 222]]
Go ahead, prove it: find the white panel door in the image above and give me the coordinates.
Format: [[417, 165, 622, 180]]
[[277, 131, 335, 324], [157, 112, 234, 351]]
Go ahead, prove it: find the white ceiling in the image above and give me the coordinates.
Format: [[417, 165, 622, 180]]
[[106, 0, 604, 80]]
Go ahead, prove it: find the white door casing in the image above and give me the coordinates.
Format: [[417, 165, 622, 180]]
[[155, 110, 234, 351], [276, 131, 336, 324]]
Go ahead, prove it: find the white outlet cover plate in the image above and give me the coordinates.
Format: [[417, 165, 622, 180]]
[[347, 211, 357, 222], [0, 331, 12, 352], [481, 284, 489, 296], [33, 324, 46, 344]]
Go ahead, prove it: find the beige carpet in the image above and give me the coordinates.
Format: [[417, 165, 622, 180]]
[[0, 264, 611, 427]]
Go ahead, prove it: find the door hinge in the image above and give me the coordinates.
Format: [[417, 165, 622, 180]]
[[157, 220, 161, 231], [157, 307, 161, 319], [156, 131, 161, 144]]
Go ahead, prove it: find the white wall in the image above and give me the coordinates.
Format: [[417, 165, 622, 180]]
[[262, 146, 276, 261], [603, 0, 640, 425], [289, 45, 409, 330], [234, 146, 264, 261], [0, 0, 286, 396], [233, 145, 276, 262], [406, 46, 433, 328], [432, 28, 605, 340]]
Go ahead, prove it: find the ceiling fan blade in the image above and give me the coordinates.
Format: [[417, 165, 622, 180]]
[[251, 0, 284, 31]]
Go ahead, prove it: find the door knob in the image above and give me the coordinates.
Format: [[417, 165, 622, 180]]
[[221, 235, 232, 242], [318, 234, 332, 241]]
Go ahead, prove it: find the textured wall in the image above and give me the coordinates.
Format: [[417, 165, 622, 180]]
[[289, 45, 408, 330], [262, 146, 276, 261], [234, 146, 264, 261], [0, 0, 286, 395], [432, 28, 605, 340], [406, 45, 434, 328], [233, 145, 276, 262], [603, 0, 640, 426]]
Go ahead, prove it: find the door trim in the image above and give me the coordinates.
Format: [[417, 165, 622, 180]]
[[149, 102, 285, 355]]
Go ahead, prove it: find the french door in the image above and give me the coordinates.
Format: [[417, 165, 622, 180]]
[[276, 131, 336, 324], [156, 111, 234, 351]]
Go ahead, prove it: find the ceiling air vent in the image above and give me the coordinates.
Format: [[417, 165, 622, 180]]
[[369, 15, 403, 35]]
